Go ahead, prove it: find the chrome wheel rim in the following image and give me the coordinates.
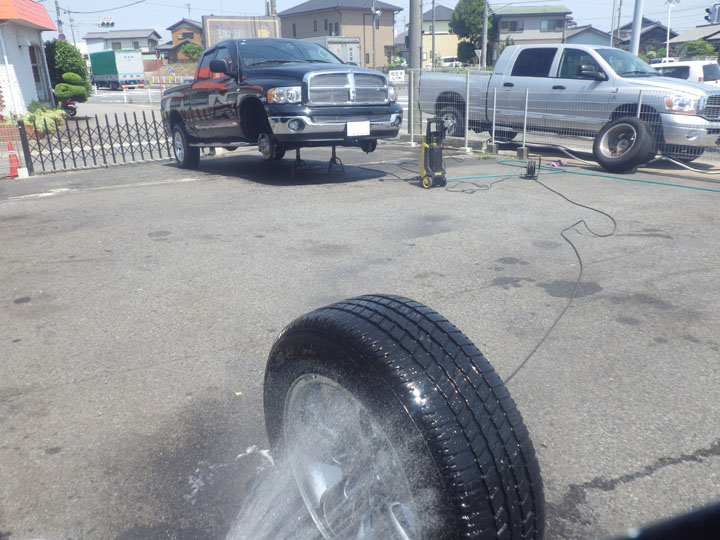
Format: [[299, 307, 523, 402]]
[[442, 112, 457, 135], [600, 123, 637, 158], [258, 132, 273, 159], [284, 375, 418, 540], [173, 130, 185, 162]]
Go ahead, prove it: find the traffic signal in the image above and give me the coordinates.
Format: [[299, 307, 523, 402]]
[[705, 5, 719, 24], [98, 17, 115, 27]]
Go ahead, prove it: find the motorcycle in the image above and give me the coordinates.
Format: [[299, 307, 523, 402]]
[[63, 98, 77, 117]]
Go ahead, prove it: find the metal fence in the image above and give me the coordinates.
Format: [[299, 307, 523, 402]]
[[18, 110, 172, 175], [408, 69, 720, 166]]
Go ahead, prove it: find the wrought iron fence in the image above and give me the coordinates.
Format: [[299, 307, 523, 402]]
[[407, 68, 720, 167], [19, 110, 172, 175]]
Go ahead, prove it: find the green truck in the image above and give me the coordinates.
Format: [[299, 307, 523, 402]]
[[89, 49, 145, 90]]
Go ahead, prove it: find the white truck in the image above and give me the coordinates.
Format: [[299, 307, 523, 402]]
[[420, 44, 720, 172]]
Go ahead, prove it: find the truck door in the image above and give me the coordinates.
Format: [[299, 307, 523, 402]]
[[186, 48, 217, 138], [547, 48, 611, 136], [206, 44, 243, 140], [494, 47, 558, 132]]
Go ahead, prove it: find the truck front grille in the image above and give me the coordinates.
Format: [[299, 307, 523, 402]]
[[704, 95, 720, 119], [307, 71, 389, 106]]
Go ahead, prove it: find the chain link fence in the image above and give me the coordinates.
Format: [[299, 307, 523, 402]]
[[406, 69, 720, 167]]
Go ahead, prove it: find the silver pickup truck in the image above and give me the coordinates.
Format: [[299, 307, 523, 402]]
[[419, 44, 720, 172]]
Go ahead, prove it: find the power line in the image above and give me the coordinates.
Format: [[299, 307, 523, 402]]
[[60, 0, 147, 14]]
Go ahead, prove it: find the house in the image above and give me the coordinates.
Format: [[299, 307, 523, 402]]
[[157, 18, 204, 62], [565, 24, 617, 46], [83, 29, 162, 55], [421, 5, 462, 66], [492, 4, 572, 58], [669, 24, 720, 57], [616, 17, 677, 54], [277, 0, 402, 70], [0, 0, 56, 115]]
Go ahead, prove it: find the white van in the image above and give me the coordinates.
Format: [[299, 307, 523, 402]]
[[654, 60, 720, 87]]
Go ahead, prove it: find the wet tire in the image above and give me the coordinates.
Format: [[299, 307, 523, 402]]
[[593, 116, 654, 173], [172, 124, 200, 169], [264, 294, 545, 540], [439, 105, 465, 137]]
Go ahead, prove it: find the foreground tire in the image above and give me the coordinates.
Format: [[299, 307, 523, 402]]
[[264, 294, 545, 540], [593, 116, 654, 173], [439, 104, 465, 137], [172, 124, 200, 169]]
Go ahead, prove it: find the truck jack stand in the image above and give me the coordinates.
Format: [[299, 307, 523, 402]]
[[328, 145, 345, 175], [291, 148, 309, 178]]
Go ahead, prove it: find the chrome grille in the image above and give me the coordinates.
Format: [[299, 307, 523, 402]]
[[306, 71, 388, 106], [704, 95, 720, 119]]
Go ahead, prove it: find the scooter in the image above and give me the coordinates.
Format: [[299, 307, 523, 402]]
[[63, 98, 77, 117]]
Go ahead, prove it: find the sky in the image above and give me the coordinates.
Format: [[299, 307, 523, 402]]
[[40, 0, 715, 44]]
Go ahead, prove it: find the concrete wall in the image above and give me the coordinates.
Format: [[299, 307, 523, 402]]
[[421, 33, 461, 66], [0, 23, 51, 115], [280, 8, 395, 69]]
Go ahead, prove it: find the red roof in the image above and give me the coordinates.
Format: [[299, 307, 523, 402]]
[[0, 0, 56, 31]]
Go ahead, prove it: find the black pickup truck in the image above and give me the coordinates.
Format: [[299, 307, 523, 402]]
[[160, 38, 403, 169]]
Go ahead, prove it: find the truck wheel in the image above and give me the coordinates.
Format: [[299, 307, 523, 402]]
[[493, 130, 517, 143], [172, 124, 200, 169], [439, 105, 465, 137], [593, 117, 654, 173], [264, 294, 545, 540], [258, 133, 285, 160]]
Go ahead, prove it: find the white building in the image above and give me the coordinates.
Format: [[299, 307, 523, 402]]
[[0, 0, 56, 115], [82, 29, 162, 55]]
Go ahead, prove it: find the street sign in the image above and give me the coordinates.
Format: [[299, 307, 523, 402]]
[[58, 33, 66, 40], [167, 67, 174, 73]]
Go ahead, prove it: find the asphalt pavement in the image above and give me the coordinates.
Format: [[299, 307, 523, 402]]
[[1, 143, 719, 540]]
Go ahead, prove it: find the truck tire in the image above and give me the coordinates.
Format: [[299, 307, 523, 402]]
[[172, 124, 200, 169], [264, 294, 545, 540], [493, 130, 517, 143], [439, 105, 465, 137], [593, 117, 654, 173]]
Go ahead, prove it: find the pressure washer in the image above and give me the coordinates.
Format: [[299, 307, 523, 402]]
[[420, 118, 448, 189]]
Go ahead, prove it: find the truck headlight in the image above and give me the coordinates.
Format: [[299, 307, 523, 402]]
[[664, 95, 699, 115], [267, 86, 302, 104], [388, 85, 397, 103]]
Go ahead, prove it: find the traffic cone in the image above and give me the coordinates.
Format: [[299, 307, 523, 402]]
[[6, 141, 19, 178]]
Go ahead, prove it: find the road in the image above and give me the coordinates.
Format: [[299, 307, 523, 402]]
[[1, 143, 719, 540]]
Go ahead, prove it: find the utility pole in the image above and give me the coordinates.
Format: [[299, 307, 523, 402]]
[[409, 0, 421, 135], [372, 0, 377, 69], [185, 3, 191, 19], [54, 0, 64, 34], [616, 0, 623, 43], [629, 0, 643, 55], [610, 0, 617, 45], [482, 0, 488, 68], [431, 0, 436, 70]]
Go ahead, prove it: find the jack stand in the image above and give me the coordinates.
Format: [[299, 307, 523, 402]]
[[291, 148, 309, 178], [328, 145, 345, 175], [516, 147, 529, 160]]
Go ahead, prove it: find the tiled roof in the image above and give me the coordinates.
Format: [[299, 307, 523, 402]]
[[83, 29, 162, 40], [279, 0, 402, 16], [670, 24, 720, 44], [0, 0, 55, 31], [493, 5, 571, 16], [167, 18, 202, 31], [423, 5, 452, 22]]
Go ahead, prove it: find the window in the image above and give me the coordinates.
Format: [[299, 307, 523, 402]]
[[540, 19, 564, 32], [196, 50, 214, 80], [293, 23, 296, 37], [500, 20, 523, 32], [334, 22, 339, 35], [366, 53, 370, 64], [656, 66, 689, 79], [703, 63, 720, 82], [511, 48, 557, 77], [314, 20, 318, 31], [112, 41, 121, 50], [557, 48, 601, 79], [133, 41, 140, 49], [214, 45, 236, 77], [28, 45, 49, 101], [324, 19, 328, 30], [181, 32, 194, 39]]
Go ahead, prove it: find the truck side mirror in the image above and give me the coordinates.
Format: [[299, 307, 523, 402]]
[[346, 61, 358, 66], [209, 59, 237, 78], [577, 65, 607, 81]]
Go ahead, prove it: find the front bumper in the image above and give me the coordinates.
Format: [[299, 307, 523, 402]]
[[267, 104, 403, 144], [661, 113, 720, 147]]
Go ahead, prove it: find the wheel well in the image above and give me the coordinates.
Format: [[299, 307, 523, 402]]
[[435, 92, 465, 116], [169, 110, 183, 129], [241, 98, 272, 143], [610, 104, 662, 144]]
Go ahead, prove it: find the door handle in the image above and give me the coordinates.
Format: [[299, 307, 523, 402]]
[[553, 85, 566, 90], [503, 82, 514, 87]]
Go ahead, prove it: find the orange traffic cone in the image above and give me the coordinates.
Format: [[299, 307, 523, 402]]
[[6, 141, 19, 178]]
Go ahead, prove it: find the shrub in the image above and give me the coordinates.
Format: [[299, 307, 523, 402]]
[[61, 72, 84, 85], [1, 101, 66, 134], [45, 39, 91, 94]]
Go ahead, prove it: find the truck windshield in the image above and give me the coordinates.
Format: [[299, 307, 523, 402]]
[[596, 49, 658, 78], [239, 40, 344, 67]]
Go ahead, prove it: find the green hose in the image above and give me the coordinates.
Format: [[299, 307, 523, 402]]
[[447, 159, 720, 194]]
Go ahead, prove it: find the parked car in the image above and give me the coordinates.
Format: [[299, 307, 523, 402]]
[[160, 38, 402, 169], [653, 60, 720, 87], [420, 44, 720, 171]]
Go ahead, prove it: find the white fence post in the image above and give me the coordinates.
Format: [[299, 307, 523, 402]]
[[637, 90, 643, 118], [409, 70, 415, 146], [463, 70, 470, 152], [522, 88, 529, 150], [492, 87, 497, 142], [123, 87, 127, 104]]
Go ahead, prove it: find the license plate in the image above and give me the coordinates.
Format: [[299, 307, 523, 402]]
[[347, 121, 370, 136]]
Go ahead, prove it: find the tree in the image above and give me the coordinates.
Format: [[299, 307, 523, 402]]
[[54, 72, 88, 103], [457, 41, 477, 64], [683, 39, 716, 58], [449, 0, 494, 50], [180, 42, 204, 63], [45, 39, 91, 93]]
